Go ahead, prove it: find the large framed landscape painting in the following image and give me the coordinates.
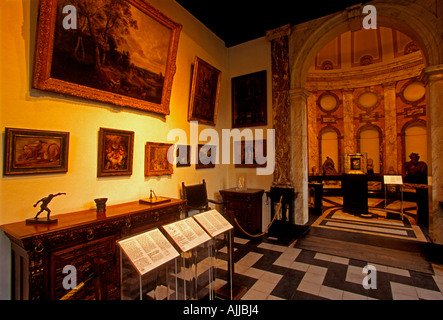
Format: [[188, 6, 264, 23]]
[[33, 0, 182, 115]]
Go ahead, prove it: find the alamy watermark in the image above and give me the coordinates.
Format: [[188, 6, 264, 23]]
[[362, 5, 377, 30], [167, 121, 275, 176], [362, 264, 377, 289]]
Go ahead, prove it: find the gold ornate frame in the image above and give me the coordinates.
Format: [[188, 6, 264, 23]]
[[4, 127, 70, 175], [145, 142, 173, 176], [188, 57, 221, 126], [343, 153, 367, 174], [33, 0, 182, 115], [97, 128, 134, 177]]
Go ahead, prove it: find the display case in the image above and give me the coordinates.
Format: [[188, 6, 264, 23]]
[[118, 228, 180, 300]]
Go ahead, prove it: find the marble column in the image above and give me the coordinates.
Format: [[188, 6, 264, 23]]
[[307, 92, 318, 174], [421, 64, 443, 245], [266, 25, 292, 188], [383, 82, 398, 174], [290, 89, 310, 225], [342, 89, 355, 156]]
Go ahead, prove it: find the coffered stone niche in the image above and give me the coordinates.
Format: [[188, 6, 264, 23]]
[[266, 0, 443, 244]]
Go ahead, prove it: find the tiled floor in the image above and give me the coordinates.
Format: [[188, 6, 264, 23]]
[[206, 197, 443, 300], [219, 236, 443, 300], [137, 197, 443, 301]]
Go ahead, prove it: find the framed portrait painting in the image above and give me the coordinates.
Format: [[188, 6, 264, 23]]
[[232, 70, 267, 128], [145, 142, 173, 176], [97, 128, 134, 177], [4, 128, 69, 175], [33, 0, 182, 115], [188, 57, 221, 126]]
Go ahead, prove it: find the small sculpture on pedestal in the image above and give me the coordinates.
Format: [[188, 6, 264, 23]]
[[26, 192, 66, 224], [404, 153, 428, 184]]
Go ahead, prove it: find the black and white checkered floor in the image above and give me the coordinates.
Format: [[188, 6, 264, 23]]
[[213, 235, 443, 300], [131, 197, 443, 301], [206, 196, 443, 300]]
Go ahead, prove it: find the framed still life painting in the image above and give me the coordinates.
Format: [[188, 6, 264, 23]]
[[188, 57, 221, 126], [97, 128, 134, 177], [145, 142, 173, 176], [232, 70, 267, 128], [4, 128, 69, 175], [33, 0, 182, 115]]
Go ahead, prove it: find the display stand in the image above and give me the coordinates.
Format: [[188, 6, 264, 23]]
[[193, 209, 234, 300], [118, 228, 180, 300], [162, 217, 212, 300], [383, 175, 404, 220]]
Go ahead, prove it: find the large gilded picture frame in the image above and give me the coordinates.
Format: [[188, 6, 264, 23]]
[[33, 0, 182, 115]]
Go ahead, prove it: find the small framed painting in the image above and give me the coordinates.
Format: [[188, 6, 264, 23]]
[[234, 140, 267, 168], [343, 153, 367, 174], [196, 144, 216, 169], [176, 145, 191, 167], [145, 142, 173, 176], [4, 128, 69, 175], [188, 57, 221, 126], [97, 128, 134, 177], [232, 70, 267, 128]]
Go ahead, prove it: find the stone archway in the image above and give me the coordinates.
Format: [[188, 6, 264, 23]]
[[268, 0, 443, 242]]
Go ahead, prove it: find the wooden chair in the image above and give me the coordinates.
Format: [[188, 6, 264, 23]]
[[181, 179, 225, 218]]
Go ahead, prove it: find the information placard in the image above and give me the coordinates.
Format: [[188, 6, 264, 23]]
[[193, 209, 233, 237], [384, 175, 403, 185], [162, 217, 211, 252], [118, 228, 179, 276]]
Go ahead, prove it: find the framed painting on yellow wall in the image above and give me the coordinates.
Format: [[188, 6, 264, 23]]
[[4, 128, 69, 175], [145, 142, 173, 176], [231, 70, 267, 128], [188, 57, 221, 126], [97, 128, 134, 177], [33, 0, 182, 115]]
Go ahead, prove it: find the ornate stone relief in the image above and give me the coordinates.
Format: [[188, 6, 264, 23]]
[[266, 25, 292, 188]]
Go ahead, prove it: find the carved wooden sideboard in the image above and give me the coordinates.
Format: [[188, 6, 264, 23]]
[[0, 198, 185, 300]]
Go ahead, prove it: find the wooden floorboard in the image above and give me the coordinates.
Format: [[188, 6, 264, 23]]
[[295, 230, 434, 274]]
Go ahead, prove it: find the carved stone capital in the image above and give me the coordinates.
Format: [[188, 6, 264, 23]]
[[289, 88, 310, 101], [420, 64, 443, 85], [346, 4, 363, 32], [266, 24, 291, 42]]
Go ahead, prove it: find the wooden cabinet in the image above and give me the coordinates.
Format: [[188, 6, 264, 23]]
[[0, 199, 185, 300], [219, 188, 264, 237]]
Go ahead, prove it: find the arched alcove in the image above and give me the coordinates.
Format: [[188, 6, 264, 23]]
[[285, 0, 443, 241], [401, 119, 428, 174], [318, 126, 341, 173], [357, 124, 383, 174]]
